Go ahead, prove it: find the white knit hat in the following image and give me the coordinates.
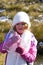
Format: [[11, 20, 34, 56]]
[[12, 11, 31, 28]]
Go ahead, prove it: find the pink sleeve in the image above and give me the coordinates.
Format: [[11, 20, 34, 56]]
[[21, 37, 37, 63], [21, 46, 37, 62], [0, 42, 7, 53]]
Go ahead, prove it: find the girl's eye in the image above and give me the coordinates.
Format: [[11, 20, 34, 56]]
[[22, 23, 25, 25], [16, 24, 19, 25]]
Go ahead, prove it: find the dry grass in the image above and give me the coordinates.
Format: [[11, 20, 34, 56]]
[[0, 53, 6, 65]]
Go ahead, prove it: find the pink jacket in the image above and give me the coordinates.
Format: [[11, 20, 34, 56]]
[[0, 31, 37, 64]]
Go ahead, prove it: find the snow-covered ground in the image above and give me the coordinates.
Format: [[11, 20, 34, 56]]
[[0, 16, 12, 23], [0, 9, 5, 13]]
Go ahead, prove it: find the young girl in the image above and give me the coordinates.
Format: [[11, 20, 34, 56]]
[[0, 11, 37, 65]]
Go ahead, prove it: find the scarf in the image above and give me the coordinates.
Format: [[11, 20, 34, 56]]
[[20, 30, 32, 52]]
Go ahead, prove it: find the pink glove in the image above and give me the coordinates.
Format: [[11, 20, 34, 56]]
[[16, 46, 24, 54]]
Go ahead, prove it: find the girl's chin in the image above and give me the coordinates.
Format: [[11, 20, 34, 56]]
[[17, 31, 23, 35]]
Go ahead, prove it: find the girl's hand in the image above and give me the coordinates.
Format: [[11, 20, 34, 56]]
[[16, 46, 24, 54]]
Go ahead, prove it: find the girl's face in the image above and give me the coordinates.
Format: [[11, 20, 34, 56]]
[[15, 22, 28, 34]]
